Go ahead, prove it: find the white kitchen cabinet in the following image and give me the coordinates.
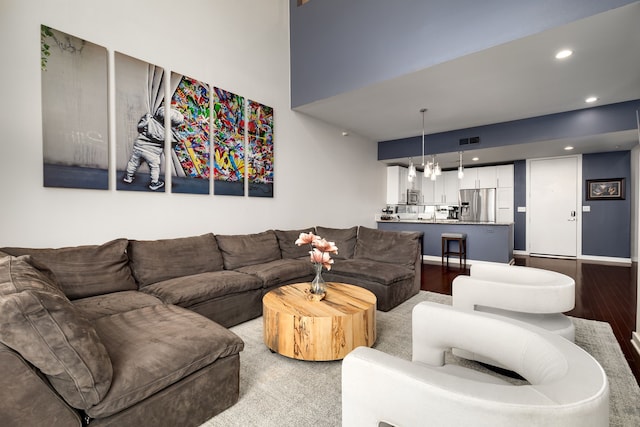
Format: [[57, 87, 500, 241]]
[[459, 169, 478, 189], [460, 166, 495, 189], [443, 170, 460, 204], [422, 170, 459, 204], [476, 166, 497, 188], [409, 168, 422, 193], [496, 187, 514, 223], [422, 175, 436, 204], [386, 165, 409, 204], [460, 165, 512, 189], [496, 164, 514, 188], [495, 165, 514, 222]]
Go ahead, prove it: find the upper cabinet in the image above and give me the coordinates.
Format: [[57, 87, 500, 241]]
[[459, 164, 513, 189], [386, 166, 407, 204], [387, 165, 423, 204], [496, 164, 514, 188], [460, 166, 497, 189], [422, 170, 459, 204]]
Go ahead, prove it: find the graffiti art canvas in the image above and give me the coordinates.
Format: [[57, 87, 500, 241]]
[[169, 73, 210, 195], [114, 52, 168, 192], [212, 87, 245, 196], [247, 100, 274, 197], [40, 25, 109, 189]]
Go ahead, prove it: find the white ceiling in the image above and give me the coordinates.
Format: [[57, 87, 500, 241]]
[[293, 2, 640, 168]]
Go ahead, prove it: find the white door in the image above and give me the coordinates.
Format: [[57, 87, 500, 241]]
[[528, 157, 578, 257]]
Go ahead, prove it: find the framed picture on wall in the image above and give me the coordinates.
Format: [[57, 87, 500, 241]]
[[586, 178, 625, 200]]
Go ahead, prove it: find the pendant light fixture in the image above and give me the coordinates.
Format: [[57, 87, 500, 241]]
[[434, 156, 441, 176], [458, 151, 464, 179], [419, 108, 437, 181], [407, 157, 417, 182]]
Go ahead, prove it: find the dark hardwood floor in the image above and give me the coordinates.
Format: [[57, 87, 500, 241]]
[[421, 256, 640, 386]]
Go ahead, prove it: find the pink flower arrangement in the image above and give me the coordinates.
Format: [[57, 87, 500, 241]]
[[295, 232, 338, 270]]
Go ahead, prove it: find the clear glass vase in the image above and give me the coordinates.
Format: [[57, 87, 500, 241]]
[[310, 263, 326, 295]]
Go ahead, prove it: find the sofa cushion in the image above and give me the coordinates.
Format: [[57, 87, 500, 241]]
[[355, 226, 422, 268], [0, 256, 113, 410], [274, 227, 315, 259], [87, 304, 244, 418], [236, 259, 314, 288], [72, 290, 163, 321], [140, 270, 263, 307], [215, 230, 281, 270], [315, 226, 358, 259], [128, 233, 224, 287], [326, 258, 414, 286], [1, 239, 136, 299]]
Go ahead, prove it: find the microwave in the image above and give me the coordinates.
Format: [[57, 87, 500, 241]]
[[406, 189, 421, 205]]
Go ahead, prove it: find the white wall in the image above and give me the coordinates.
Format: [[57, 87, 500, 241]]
[[0, 0, 385, 247]]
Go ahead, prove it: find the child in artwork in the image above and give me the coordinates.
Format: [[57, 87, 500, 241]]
[[123, 106, 184, 190]]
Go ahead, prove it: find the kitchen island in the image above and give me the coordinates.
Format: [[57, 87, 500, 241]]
[[377, 220, 513, 264]]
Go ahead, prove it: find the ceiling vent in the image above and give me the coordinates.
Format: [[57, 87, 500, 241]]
[[459, 136, 480, 145]]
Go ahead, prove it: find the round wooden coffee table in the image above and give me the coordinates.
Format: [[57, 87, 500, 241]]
[[263, 282, 376, 361]]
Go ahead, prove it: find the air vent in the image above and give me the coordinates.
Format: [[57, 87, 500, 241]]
[[459, 136, 480, 145]]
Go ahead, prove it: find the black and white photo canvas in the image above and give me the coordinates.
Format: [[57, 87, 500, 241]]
[[40, 25, 109, 189]]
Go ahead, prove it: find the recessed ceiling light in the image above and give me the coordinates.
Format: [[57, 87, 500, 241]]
[[585, 96, 598, 103], [472, 157, 479, 162], [564, 146, 574, 151], [555, 49, 573, 59]]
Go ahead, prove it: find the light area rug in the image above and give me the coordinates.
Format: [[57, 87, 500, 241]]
[[201, 291, 640, 427]]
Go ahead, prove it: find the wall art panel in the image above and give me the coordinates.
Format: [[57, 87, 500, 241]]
[[41, 25, 109, 190], [212, 87, 245, 196], [114, 52, 170, 192], [169, 73, 210, 195], [247, 100, 274, 197]]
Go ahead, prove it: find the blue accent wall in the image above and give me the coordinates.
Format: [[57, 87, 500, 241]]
[[582, 151, 631, 258], [378, 100, 640, 160], [513, 160, 527, 251], [290, 0, 637, 108]]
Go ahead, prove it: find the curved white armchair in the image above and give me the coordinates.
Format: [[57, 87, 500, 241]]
[[342, 302, 608, 427], [453, 263, 575, 341]]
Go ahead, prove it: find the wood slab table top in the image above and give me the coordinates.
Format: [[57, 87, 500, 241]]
[[262, 282, 377, 361]]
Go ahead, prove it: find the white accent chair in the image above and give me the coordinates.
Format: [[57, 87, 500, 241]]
[[342, 302, 609, 427], [452, 263, 576, 341]]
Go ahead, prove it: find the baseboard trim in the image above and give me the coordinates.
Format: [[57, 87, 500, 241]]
[[421, 255, 512, 266], [578, 255, 632, 265], [530, 253, 577, 260], [632, 332, 640, 358], [519, 253, 632, 266]]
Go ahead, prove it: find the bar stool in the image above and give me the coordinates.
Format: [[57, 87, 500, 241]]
[[441, 233, 467, 267]]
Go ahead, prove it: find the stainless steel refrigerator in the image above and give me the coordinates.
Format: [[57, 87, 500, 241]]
[[459, 188, 496, 222]]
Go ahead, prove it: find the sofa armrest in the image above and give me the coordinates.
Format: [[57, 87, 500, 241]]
[[0, 343, 82, 427]]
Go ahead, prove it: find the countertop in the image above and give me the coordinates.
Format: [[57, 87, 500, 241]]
[[376, 219, 514, 225]]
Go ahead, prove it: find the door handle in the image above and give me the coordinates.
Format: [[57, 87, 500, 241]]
[[568, 210, 576, 221]]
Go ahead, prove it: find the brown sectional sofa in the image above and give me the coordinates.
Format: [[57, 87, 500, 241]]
[[0, 226, 422, 427]]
